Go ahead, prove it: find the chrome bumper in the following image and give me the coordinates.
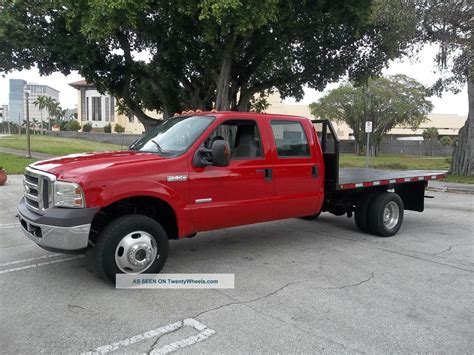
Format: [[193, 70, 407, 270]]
[[19, 214, 91, 251]]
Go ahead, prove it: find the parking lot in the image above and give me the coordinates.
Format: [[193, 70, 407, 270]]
[[1, 174, 473, 354]]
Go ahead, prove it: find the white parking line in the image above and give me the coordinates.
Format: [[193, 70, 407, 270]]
[[83, 318, 215, 354], [0, 223, 20, 229], [0, 255, 86, 274], [0, 253, 60, 267]]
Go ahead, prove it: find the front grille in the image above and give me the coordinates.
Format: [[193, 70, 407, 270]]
[[24, 168, 56, 214]]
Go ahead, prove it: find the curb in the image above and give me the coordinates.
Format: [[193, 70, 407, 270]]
[[427, 186, 474, 195]]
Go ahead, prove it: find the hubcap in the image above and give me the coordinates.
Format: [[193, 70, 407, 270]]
[[115, 231, 158, 273], [383, 201, 399, 229]]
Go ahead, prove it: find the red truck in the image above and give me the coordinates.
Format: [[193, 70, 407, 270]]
[[18, 112, 446, 282]]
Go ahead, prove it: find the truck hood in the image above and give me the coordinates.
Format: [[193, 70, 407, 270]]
[[30, 150, 164, 181]]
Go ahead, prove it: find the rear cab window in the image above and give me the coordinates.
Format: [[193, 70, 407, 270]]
[[270, 120, 311, 158]]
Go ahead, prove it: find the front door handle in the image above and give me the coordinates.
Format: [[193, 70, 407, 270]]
[[312, 165, 319, 178], [256, 168, 272, 181]]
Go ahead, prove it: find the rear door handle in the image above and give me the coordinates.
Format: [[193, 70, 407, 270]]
[[312, 165, 319, 178]]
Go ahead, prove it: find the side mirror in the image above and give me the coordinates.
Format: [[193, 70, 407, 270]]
[[193, 140, 231, 167], [211, 140, 231, 167]]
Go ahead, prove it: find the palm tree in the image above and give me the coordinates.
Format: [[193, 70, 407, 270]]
[[422, 127, 439, 156], [44, 97, 60, 131], [33, 95, 48, 134]]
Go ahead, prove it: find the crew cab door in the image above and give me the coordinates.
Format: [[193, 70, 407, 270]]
[[268, 118, 324, 219], [189, 118, 274, 232]]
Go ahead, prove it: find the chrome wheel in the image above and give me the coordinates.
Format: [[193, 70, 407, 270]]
[[115, 231, 158, 273], [383, 201, 399, 230]]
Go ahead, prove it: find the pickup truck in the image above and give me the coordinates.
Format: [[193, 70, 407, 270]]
[[18, 112, 446, 282]]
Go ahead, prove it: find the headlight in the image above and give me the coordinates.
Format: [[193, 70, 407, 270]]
[[53, 181, 85, 208]]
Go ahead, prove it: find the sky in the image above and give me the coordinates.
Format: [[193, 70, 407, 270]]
[[0, 44, 468, 116]]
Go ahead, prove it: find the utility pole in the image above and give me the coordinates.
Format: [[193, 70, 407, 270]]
[[25, 90, 31, 158], [365, 121, 372, 169]]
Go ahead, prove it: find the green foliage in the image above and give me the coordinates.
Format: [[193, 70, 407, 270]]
[[310, 75, 433, 155], [65, 120, 81, 132], [0, 0, 417, 131], [422, 127, 439, 141], [103, 123, 112, 133], [82, 122, 93, 132], [113, 124, 125, 133], [439, 136, 453, 147]]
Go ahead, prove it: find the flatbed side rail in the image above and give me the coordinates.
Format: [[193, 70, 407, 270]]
[[312, 119, 340, 191]]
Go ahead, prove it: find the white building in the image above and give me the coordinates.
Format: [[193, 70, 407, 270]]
[[24, 83, 60, 121], [0, 105, 8, 123]]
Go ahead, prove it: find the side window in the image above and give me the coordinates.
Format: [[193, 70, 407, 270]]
[[205, 120, 263, 159], [271, 120, 310, 157]]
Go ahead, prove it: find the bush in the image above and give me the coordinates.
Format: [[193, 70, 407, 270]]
[[439, 136, 452, 147], [103, 123, 112, 133], [64, 120, 81, 131], [114, 124, 125, 133], [82, 122, 93, 132]]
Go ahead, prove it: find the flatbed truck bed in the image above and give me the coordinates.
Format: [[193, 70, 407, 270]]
[[337, 168, 447, 190]]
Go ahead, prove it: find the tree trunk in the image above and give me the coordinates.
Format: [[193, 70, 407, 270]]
[[215, 54, 232, 111], [450, 76, 473, 176]]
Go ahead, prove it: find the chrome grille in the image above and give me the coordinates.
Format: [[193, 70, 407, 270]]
[[24, 167, 56, 214]]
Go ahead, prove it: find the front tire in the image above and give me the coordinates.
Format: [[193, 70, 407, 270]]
[[367, 192, 404, 237], [95, 214, 169, 283]]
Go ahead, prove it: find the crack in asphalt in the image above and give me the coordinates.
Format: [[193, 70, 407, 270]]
[[285, 225, 474, 273], [433, 243, 473, 256], [67, 304, 97, 316], [191, 276, 373, 354], [146, 322, 184, 355], [324, 272, 375, 290], [192, 280, 309, 319]]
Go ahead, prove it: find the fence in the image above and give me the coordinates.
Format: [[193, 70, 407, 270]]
[[340, 139, 453, 156], [47, 131, 454, 156]]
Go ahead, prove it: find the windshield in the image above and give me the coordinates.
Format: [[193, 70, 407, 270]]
[[129, 115, 215, 156]]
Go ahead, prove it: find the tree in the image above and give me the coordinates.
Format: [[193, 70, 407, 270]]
[[0, 0, 418, 132], [33, 95, 48, 134], [412, 0, 472, 175], [310, 75, 433, 155], [422, 127, 439, 156], [440, 136, 453, 156]]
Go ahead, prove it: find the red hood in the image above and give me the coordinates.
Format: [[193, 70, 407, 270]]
[[31, 150, 164, 181]]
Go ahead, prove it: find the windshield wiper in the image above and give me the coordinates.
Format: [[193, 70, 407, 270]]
[[150, 139, 163, 154]]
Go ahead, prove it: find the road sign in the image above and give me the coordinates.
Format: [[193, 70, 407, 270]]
[[365, 121, 373, 133]]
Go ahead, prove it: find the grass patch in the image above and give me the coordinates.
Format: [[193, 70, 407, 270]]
[[340, 154, 450, 170], [444, 175, 474, 184], [0, 153, 37, 174], [0, 135, 122, 156]]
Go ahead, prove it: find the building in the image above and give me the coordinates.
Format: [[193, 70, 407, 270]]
[[69, 80, 161, 133], [24, 83, 60, 121], [266, 92, 353, 139], [266, 92, 466, 140], [8, 79, 26, 126], [0, 105, 8, 122], [387, 114, 466, 139], [8, 79, 60, 126]]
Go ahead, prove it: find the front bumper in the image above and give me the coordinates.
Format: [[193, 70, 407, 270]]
[[17, 198, 98, 253]]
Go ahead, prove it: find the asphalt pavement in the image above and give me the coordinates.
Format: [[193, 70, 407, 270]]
[[0, 175, 473, 354]]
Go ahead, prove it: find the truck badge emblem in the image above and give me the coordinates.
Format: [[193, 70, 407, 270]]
[[167, 175, 188, 182]]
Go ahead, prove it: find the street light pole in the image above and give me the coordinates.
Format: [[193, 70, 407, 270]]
[[25, 90, 31, 158]]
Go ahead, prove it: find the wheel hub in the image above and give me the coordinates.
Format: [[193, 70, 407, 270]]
[[115, 231, 158, 273], [127, 242, 153, 266], [383, 201, 399, 229]]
